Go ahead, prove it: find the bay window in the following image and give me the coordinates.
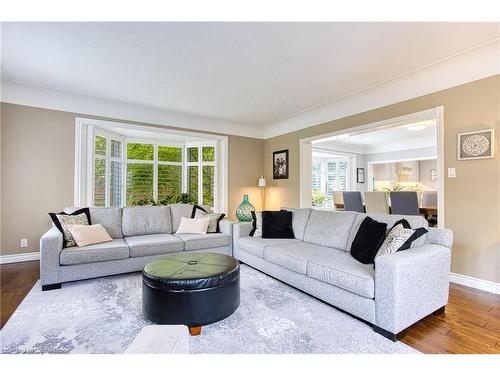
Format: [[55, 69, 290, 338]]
[[76, 118, 227, 213], [84, 129, 219, 210]]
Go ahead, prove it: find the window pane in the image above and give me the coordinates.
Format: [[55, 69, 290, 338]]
[[158, 146, 182, 162], [95, 136, 107, 156], [111, 140, 122, 158], [338, 161, 348, 191], [126, 163, 154, 205], [202, 165, 215, 207], [110, 161, 122, 206], [202, 146, 215, 162], [94, 158, 106, 206], [187, 165, 199, 203], [127, 143, 153, 160], [188, 147, 198, 162], [158, 165, 182, 204]]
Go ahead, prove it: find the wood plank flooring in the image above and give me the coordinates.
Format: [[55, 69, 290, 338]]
[[1, 260, 499, 353]]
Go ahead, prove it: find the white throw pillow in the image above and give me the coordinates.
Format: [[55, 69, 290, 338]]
[[67, 223, 113, 247], [176, 217, 211, 234]]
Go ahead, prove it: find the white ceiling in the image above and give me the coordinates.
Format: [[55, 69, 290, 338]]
[[314, 120, 437, 154], [1, 22, 499, 134]]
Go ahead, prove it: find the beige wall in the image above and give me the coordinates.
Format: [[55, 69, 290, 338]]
[[0, 103, 264, 256], [264, 75, 500, 283]]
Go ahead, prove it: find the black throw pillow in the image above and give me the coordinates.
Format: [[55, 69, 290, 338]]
[[261, 210, 294, 239], [390, 219, 428, 251], [350, 217, 387, 264]]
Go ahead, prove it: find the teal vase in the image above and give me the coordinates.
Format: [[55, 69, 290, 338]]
[[236, 194, 255, 222]]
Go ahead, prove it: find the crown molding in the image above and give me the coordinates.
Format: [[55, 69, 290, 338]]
[[2, 38, 498, 140], [263, 39, 500, 139], [0, 79, 265, 139]]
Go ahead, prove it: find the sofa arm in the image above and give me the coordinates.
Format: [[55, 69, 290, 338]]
[[219, 218, 234, 236], [232, 222, 253, 255], [40, 226, 63, 285], [374, 244, 451, 334], [426, 227, 453, 248]]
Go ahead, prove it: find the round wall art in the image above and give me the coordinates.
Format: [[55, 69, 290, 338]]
[[457, 129, 495, 160]]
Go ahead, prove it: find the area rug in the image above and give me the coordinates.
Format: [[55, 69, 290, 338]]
[[0, 265, 418, 354]]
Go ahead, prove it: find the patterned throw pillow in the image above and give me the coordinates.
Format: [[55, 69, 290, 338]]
[[250, 211, 262, 237], [49, 208, 91, 248], [376, 224, 415, 258], [191, 205, 225, 233]]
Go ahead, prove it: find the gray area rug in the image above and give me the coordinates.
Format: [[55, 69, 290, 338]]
[[1, 265, 418, 354]]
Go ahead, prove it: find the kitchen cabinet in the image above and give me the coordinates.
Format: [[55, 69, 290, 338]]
[[373, 161, 419, 182]]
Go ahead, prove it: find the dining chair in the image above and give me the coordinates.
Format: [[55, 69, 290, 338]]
[[364, 191, 389, 214], [421, 191, 438, 227], [332, 191, 344, 206], [390, 191, 420, 215], [421, 191, 438, 208], [342, 191, 364, 213]]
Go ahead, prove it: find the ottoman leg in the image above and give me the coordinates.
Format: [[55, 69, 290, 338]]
[[189, 326, 202, 336]]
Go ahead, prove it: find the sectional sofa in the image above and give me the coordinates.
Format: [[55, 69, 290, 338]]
[[40, 204, 233, 290], [233, 207, 453, 341]]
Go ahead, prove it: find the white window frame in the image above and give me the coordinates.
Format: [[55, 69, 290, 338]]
[[125, 139, 185, 204], [311, 155, 353, 195], [87, 127, 125, 207], [185, 141, 217, 207], [75, 118, 229, 213]]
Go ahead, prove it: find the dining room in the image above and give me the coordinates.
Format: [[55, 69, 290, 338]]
[[307, 109, 442, 227]]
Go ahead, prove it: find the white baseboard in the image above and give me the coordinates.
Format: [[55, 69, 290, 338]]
[[0, 251, 40, 264], [450, 272, 500, 295]]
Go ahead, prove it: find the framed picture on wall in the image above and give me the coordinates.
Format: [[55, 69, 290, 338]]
[[273, 149, 289, 179], [457, 129, 495, 160], [356, 168, 365, 183]]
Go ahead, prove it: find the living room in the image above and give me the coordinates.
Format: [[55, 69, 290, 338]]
[[1, 1, 499, 372]]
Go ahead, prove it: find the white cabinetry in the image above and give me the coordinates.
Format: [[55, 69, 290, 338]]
[[373, 161, 419, 182]]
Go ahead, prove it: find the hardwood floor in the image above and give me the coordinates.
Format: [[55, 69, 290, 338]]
[[1, 261, 40, 328], [1, 260, 499, 353]]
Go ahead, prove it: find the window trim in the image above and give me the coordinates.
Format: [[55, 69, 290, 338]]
[[75, 117, 229, 213]]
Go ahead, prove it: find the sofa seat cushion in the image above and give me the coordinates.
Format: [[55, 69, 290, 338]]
[[174, 233, 230, 251], [264, 242, 336, 274], [125, 234, 184, 257], [307, 251, 375, 298], [59, 239, 129, 265], [237, 237, 301, 258]]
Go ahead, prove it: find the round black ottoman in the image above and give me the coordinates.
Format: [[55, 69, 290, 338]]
[[142, 252, 240, 335]]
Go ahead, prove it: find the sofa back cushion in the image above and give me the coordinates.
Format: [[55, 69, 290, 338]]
[[169, 204, 211, 232], [65, 207, 123, 239], [280, 207, 311, 240], [122, 206, 172, 236], [303, 210, 358, 251]]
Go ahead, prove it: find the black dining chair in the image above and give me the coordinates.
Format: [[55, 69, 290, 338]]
[[342, 191, 364, 213], [390, 192, 419, 215]]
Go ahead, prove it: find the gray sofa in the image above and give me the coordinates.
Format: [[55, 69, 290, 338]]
[[233, 207, 453, 341], [40, 204, 233, 290]]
